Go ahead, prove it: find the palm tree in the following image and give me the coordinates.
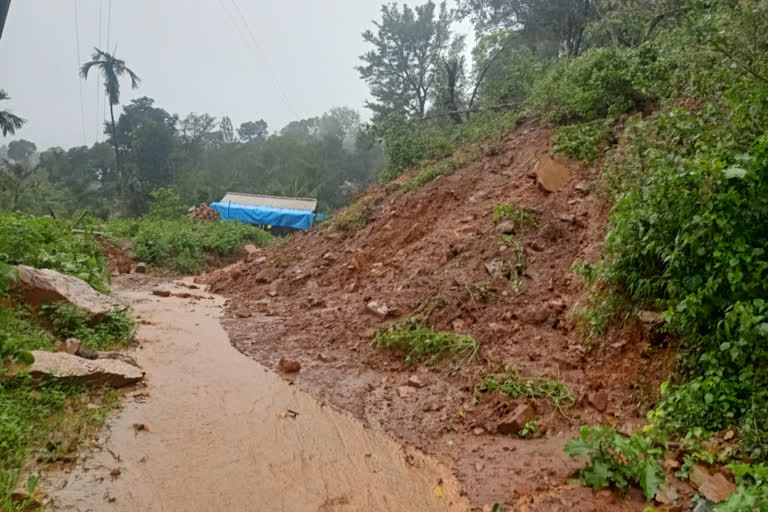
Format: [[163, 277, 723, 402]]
[[0, 90, 25, 136], [80, 48, 140, 214]]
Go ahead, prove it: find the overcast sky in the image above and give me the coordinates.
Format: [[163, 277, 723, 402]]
[[0, 0, 470, 151]]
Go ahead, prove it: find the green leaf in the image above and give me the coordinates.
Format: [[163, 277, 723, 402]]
[[723, 166, 748, 179]]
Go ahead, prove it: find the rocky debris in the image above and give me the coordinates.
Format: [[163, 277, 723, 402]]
[[397, 386, 416, 398], [366, 301, 397, 318], [588, 391, 609, 412], [255, 267, 280, 284], [152, 288, 171, 297], [10, 266, 118, 320], [24, 350, 144, 387], [637, 310, 663, 327], [535, 154, 570, 192], [698, 472, 738, 503], [187, 203, 219, 221], [406, 375, 425, 388], [654, 483, 679, 505], [135, 262, 147, 274], [277, 358, 301, 373], [495, 221, 517, 235], [267, 279, 290, 297], [496, 403, 536, 435], [54, 337, 82, 355]]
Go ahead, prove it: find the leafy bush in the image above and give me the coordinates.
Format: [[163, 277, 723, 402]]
[[565, 426, 666, 500], [716, 464, 768, 512], [373, 318, 479, 365], [474, 366, 574, 413], [44, 304, 136, 351], [0, 213, 110, 293], [553, 119, 613, 162], [147, 187, 187, 219], [108, 218, 273, 274]]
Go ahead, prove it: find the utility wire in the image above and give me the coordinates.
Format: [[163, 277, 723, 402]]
[[226, 0, 300, 119], [95, 0, 103, 142], [73, 0, 87, 145]]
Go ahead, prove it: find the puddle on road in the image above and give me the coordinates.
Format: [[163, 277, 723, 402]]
[[44, 281, 469, 512]]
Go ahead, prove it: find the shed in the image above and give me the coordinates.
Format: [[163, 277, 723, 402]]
[[210, 192, 319, 232]]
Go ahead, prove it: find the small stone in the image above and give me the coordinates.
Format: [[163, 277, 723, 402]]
[[693, 500, 716, 512], [135, 262, 147, 274], [496, 403, 536, 435], [474, 462, 485, 473], [664, 458, 681, 471], [366, 301, 394, 318], [397, 386, 415, 398], [574, 182, 589, 194], [152, 289, 171, 297], [110, 468, 121, 477], [588, 391, 609, 412], [473, 427, 485, 436], [407, 375, 425, 388], [723, 429, 736, 441], [495, 221, 517, 235], [132, 423, 149, 432], [278, 358, 301, 373], [559, 214, 576, 223], [655, 483, 679, 505], [548, 298, 566, 311], [236, 311, 252, 318]]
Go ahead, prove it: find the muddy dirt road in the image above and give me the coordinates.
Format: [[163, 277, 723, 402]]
[[44, 277, 469, 512]]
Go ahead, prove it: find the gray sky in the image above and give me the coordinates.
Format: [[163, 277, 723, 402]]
[[0, 0, 470, 151]]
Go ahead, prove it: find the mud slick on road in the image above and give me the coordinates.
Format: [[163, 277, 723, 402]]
[[200, 120, 676, 511], [44, 277, 468, 511]]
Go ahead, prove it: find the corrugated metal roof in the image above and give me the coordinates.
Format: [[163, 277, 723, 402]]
[[219, 192, 317, 212]]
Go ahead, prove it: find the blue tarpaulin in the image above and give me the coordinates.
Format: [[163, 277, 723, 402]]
[[210, 202, 316, 230]]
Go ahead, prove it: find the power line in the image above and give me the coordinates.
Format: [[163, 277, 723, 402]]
[[95, 0, 103, 142], [73, 0, 87, 145], [225, 0, 301, 119]]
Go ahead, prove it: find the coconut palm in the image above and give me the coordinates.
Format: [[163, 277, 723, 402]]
[[0, 89, 25, 136], [80, 48, 140, 213]]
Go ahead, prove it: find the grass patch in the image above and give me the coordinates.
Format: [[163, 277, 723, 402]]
[[473, 365, 575, 414], [553, 119, 613, 162], [107, 218, 273, 274], [43, 304, 136, 351], [373, 317, 479, 366], [402, 148, 483, 192], [330, 208, 367, 231], [492, 203, 538, 231]]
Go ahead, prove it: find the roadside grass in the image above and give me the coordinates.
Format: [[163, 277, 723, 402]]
[[473, 365, 575, 415], [373, 317, 479, 366], [106, 217, 273, 274]]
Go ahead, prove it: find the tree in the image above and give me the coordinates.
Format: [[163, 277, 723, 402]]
[[0, 158, 37, 210], [237, 120, 269, 142], [220, 116, 235, 144], [7, 139, 36, 163], [80, 48, 141, 214], [0, 90, 24, 136], [357, 1, 453, 119]]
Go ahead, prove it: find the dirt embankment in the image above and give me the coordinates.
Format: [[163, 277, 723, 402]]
[[200, 120, 674, 510]]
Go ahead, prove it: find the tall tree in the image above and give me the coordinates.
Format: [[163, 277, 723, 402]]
[[80, 48, 141, 214], [0, 158, 37, 210], [357, 1, 453, 119], [7, 139, 36, 163], [0, 89, 24, 136], [219, 116, 235, 144], [237, 120, 269, 142]]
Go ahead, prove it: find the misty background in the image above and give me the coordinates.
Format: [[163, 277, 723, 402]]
[[0, 0, 469, 150]]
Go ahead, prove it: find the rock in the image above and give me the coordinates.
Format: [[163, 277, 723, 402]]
[[397, 386, 415, 398], [277, 358, 301, 373], [655, 483, 679, 505], [535, 154, 571, 192], [637, 310, 663, 327], [548, 298, 567, 311], [88, 351, 140, 369], [517, 306, 550, 326], [268, 278, 290, 297], [407, 375, 425, 388], [474, 462, 485, 473], [693, 500, 716, 512], [698, 472, 738, 503], [243, 243, 260, 254], [366, 301, 395, 318], [10, 265, 117, 320], [135, 262, 147, 274], [588, 391, 609, 412], [497, 403, 536, 435], [110, 468, 121, 477], [236, 311, 252, 318], [663, 458, 681, 471], [54, 337, 81, 355], [495, 221, 517, 235], [152, 289, 171, 297], [473, 427, 485, 436], [484, 260, 505, 277], [254, 267, 280, 284], [690, 464, 711, 488], [24, 350, 144, 387], [574, 182, 589, 194]]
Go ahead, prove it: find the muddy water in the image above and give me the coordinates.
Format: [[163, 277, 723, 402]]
[[45, 279, 469, 512]]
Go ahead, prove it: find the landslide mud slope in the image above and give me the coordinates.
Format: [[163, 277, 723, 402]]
[[202, 120, 670, 510]]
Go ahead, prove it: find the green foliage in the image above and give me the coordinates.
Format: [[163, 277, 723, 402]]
[[492, 203, 537, 230], [553, 119, 613, 162], [0, 262, 17, 297], [473, 366, 574, 413], [147, 187, 186, 219], [564, 426, 666, 500], [44, 304, 135, 351], [373, 317, 479, 366], [0, 213, 110, 293], [108, 218, 273, 274], [330, 208, 367, 231], [715, 464, 768, 512], [519, 419, 538, 439]]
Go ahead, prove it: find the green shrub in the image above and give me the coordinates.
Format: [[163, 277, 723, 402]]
[[147, 187, 186, 219], [474, 366, 574, 413], [492, 203, 538, 230], [565, 426, 666, 500], [715, 464, 768, 511], [553, 119, 614, 162], [0, 213, 110, 293], [108, 218, 273, 274], [373, 318, 479, 365], [44, 304, 136, 351]]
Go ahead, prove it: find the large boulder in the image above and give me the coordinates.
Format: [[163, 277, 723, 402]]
[[10, 265, 118, 320], [24, 351, 144, 388]]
